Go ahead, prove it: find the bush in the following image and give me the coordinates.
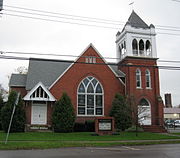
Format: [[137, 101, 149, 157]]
[[1, 91, 25, 133], [110, 93, 132, 131], [52, 92, 75, 132], [73, 122, 86, 132], [85, 120, 95, 132]]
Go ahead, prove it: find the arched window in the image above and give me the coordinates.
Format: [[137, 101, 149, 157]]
[[145, 69, 151, 88], [139, 39, 144, 55], [146, 40, 151, 56], [139, 98, 150, 107], [77, 76, 103, 116], [132, 39, 138, 55], [136, 69, 141, 88]]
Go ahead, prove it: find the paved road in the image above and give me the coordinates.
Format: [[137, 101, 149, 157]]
[[0, 144, 180, 158]]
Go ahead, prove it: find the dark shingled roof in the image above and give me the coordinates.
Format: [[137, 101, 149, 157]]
[[108, 63, 125, 77], [9, 74, 27, 87], [127, 10, 149, 29], [10, 58, 125, 90], [25, 58, 72, 90]]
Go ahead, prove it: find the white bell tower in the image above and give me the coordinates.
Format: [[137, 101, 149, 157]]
[[116, 11, 157, 62]]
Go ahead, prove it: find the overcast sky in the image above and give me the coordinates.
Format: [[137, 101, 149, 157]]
[[0, 0, 180, 106]]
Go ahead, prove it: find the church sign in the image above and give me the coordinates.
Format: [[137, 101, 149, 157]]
[[95, 117, 114, 135], [98, 119, 112, 131]]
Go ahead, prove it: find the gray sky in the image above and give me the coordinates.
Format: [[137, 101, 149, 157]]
[[0, 0, 180, 106]]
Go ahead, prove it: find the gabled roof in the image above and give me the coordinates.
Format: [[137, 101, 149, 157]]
[[10, 44, 125, 91], [24, 82, 56, 101], [26, 58, 72, 90], [127, 10, 149, 29], [9, 74, 27, 87], [49, 43, 125, 89]]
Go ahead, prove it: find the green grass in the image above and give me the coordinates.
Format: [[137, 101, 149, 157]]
[[0, 131, 179, 141], [0, 131, 180, 150]]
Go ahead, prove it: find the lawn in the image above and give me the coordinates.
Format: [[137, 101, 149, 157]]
[[0, 131, 180, 150]]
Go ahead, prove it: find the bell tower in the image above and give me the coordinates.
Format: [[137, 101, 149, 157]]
[[116, 10, 157, 62], [117, 11, 164, 129]]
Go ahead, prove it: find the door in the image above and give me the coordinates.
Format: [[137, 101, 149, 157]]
[[31, 103, 47, 125]]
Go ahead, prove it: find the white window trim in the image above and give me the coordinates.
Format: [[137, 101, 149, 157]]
[[145, 69, 151, 89], [136, 69, 142, 89], [77, 76, 104, 117], [24, 82, 56, 101]]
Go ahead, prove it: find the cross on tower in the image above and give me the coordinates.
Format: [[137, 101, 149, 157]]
[[129, 1, 134, 11]]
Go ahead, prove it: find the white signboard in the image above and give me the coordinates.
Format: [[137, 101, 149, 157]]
[[98, 120, 112, 131]]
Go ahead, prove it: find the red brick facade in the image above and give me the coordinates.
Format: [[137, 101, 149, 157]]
[[119, 56, 164, 126], [50, 46, 125, 123], [10, 46, 164, 130]]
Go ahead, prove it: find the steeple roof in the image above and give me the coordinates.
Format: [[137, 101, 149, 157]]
[[127, 10, 149, 29]]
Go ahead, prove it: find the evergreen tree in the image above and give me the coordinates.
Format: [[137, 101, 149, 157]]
[[110, 93, 132, 131], [1, 91, 25, 133], [52, 92, 75, 132], [0, 94, 4, 130]]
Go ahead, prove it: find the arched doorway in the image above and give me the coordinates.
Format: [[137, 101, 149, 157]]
[[138, 98, 151, 125]]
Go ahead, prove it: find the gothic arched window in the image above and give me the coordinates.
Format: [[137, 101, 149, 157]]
[[77, 76, 103, 116], [132, 39, 138, 55], [136, 69, 142, 88], [145, 69, 151, 88]]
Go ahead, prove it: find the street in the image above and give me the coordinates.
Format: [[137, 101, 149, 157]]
[[0, 144, 180, 158]]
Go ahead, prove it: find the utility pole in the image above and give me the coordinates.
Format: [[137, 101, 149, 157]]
[[5, 93, 20, 144]]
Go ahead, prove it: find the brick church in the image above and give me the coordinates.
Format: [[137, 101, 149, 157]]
[[9, 11, 164, 131]]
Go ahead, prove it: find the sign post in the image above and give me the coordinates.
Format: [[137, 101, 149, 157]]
[[5, 93, 20, 144]]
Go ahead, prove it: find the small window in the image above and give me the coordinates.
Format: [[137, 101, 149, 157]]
[[136, 69, 141, 88], [85, 56, 96, 63], [145, 69, 151, 88]]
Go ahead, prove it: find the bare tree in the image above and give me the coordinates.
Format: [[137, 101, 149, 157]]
[[15, 66, 28, 74]]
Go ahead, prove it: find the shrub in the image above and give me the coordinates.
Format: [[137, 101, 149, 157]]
[[85, 120, 95, 132], [73, 122, 86, 132], [110, 93, 132, 131], [52, 92, 75, 132], [1, 91, 25, 133]]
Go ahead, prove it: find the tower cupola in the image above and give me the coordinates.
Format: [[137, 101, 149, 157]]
[[116, 11, 157, 62]]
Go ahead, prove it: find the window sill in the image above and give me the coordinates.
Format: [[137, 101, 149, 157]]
[[146, 87, 152, 90], [136, 87, 143, 89]]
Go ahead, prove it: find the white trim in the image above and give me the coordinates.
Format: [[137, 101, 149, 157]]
[[23, 82, 56, 101], [49, 43, 124, 89], [77, 76, 104, 117]]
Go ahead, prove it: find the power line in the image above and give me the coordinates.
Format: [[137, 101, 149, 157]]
[[2, 51, 180, 63], [2, 13, 120, 30], [172, 0, 180, 2], [2, 12, 180, 36], [4, 5, 180, 30], [3, 9, 180, 33], [1, 54, 180, 70], [4, 9, 121, 26], [4, 5, 122, 24]]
